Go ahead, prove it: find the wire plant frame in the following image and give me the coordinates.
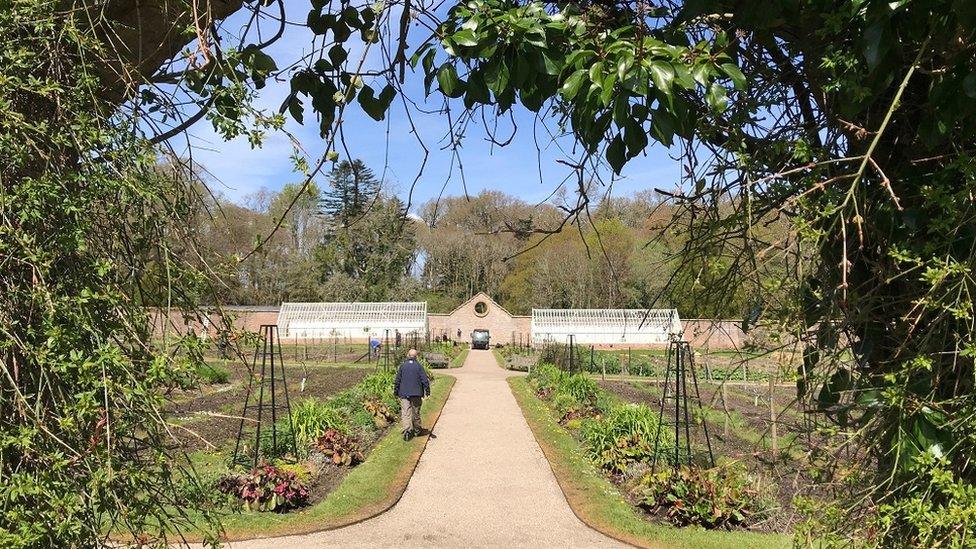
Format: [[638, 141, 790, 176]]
[[652, 339, 716, 472], [231, 324, 298, 469]]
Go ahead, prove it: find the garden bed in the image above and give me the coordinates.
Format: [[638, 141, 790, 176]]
[[598, 379, 833, 533], [166, 372, 455, 542], [167, 363, 369, 452], [509, 375, 789, 549]]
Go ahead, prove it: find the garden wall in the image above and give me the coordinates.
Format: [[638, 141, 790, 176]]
[[149, 306, 279, 340], [149, 305, 756, 351]]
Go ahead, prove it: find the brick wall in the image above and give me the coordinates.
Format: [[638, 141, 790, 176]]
[[149, 307, 280, 340], [428, 292, 531, 345], [682, 319, 747, 350]]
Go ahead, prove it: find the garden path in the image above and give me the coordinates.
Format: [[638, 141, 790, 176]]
[[227, 349, 623, 548]]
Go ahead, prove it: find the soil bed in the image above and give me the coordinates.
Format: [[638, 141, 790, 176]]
[[599, 379, 828, 533], [168, 364, 368, 452]]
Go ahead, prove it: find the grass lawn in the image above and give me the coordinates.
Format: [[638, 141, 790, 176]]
[[509, 377, 791, 549], [181, 373, 456, 542]]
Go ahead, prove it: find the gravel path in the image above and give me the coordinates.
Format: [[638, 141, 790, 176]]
[[228, 349, 624, 548]]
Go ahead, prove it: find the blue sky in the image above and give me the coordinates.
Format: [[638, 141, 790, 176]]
[[170, 2, 682, 212]]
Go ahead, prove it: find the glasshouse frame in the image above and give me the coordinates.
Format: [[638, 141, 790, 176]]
[[531, 308, 683, 346], [278, 302, 428, 340]]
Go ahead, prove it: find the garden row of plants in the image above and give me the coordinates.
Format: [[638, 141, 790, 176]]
[[535, 343, 791, 383], [527, 364, 773, 530], [211, 366, 432, 513]]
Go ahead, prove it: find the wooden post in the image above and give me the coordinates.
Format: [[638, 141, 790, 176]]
[[601, 356, 606, 381], [769, 376, 778, 455]]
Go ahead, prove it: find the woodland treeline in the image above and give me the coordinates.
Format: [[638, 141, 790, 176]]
[[197, 160, 787, 318]]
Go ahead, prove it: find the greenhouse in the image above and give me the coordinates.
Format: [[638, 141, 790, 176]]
[[531, 308, 683, 346], [278, 301, 428, 340]]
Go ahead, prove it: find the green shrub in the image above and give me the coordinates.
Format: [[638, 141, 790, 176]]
[[561, 374, 600, 404], [797, 454, 976, 548], [592, 353, 622, 374], [290, 398, 349, 456], [528, 363, 566, 397], [259, 420, 299, 460], [634, 465, 766, 529], [356, 370, 401, 420], [580, 404, 669, 474], [195, 362, 229, 385]]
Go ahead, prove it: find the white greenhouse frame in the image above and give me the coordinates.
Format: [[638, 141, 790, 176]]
[[531, 309, 683, 346], [278, 302, 428, 340]]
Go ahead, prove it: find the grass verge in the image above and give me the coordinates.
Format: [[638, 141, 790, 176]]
[[188, 373, 455, 542], [509, 377, 791, 549], [448, 348, 469, 368]]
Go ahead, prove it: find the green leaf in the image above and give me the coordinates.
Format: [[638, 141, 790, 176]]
[[332, 21, 352, 43], [452, 29, 478, 47], [589, 62, 605, 89], [720, 63, 746, 90], [358, 83, 396, 121], [540, 51, 562, 76], [691, 63, 712, 86], [617, 55, 634, 80], [329, 44, 348, 66], [561, 69, 587, 100], [465, 69, 491, 105], [290, 70, 318, 95], [707, 82, 728, 112], [648, 60, 675, 95], [606, 134, 626, 174], [437, 64, 465, 98], [341, 6, 360, 25], [313, 58, 333, 73], [650, 109, 675, 147], [307, 11, 329, 35], [287, 96, 304, 124], [512, 55, 532, 89], [422, 49, 435, 74], [673, 63, 696, 90], [600, 73, 617, 106], [409, 43, 431, 69], [612, 96, 630, 126], [485, 59, 510, 96], [623, 121, 648, 156]]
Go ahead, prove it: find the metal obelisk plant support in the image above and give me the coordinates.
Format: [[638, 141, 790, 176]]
[[231, 324, 298, 469], [651, 338, 716, 471]]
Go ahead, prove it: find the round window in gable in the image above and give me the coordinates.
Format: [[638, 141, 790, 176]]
[[474, 301, 488, 317]]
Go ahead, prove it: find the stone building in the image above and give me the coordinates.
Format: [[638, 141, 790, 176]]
[[427, 292, 532, 346]]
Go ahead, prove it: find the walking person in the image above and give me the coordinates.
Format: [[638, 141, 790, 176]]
[[394, 349, 429, 441]]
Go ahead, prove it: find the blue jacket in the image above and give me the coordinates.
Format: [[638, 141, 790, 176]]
[[394, 358, 430, 398]]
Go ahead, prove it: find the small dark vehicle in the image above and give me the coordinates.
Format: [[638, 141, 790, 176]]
[[471, 329, 491, 350]]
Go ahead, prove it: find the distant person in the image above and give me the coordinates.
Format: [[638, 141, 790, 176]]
[[394, 349, 430, 441], [369, 337, 381, 359], [456, 328, 462, 340], [395, 330, 402, 348]]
